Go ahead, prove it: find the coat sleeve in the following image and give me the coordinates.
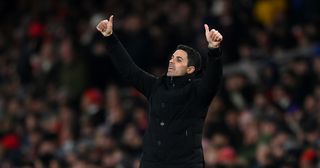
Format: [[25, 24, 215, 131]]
[[196, 48, 223, 104], [104, 34, 157, 98]]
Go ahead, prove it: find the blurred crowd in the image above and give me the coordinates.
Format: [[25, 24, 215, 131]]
[[0, 0, 320, 167]]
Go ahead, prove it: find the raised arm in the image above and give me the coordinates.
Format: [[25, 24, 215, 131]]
[[196, 24, 223, 104], [96, 16, 157, 98]]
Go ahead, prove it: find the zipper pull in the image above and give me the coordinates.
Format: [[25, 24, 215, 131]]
[[170, 77, 175, 88]]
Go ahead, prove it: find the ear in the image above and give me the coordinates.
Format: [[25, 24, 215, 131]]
[[186, 66, 195, 74]]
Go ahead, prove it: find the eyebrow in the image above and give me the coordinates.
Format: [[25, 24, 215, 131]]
[[172, 55, 184, 60]]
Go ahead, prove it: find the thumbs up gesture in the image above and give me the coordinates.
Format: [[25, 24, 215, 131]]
[[204, 24, 223, 48], [96, 15, 114, 37]]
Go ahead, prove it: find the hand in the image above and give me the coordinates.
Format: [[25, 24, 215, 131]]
[[204, 24, 223, 48], [96, 15, 114, 37]]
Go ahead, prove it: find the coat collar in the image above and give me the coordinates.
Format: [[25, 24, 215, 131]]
[[162, 74, 194, 89]]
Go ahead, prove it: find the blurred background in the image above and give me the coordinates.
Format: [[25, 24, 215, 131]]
[[0, 0, 320, 167]]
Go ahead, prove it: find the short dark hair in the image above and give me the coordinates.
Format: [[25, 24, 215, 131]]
[[176, 45, 202, 73]]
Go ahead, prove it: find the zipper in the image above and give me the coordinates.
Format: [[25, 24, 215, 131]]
[[170, 76, 175, 88]]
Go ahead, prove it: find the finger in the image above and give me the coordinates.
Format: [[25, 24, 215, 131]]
[[204, 24, 210, 34], [97, 22, 106, 31], [210, 32, 215, 41], [219, 35, 223, 41], [212, 31, 219, 38], [96, 24, 102, 31], [213, 30, 219, 36], [109, 15, 114, 23], [210, 29, 217, 33], [216, 33, 222, 40], [103, 20, 109, 25], [215, 33, 221, 41], [211, 30, 218, 39], [97, 24, 104, 31], [213, 35, 219, 41]]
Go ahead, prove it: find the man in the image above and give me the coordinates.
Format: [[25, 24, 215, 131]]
[[96, 15, 223, 168]]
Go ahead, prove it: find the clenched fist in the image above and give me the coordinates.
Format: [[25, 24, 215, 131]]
[[96, 15, 114, 37], [204, 24, 223, 48]]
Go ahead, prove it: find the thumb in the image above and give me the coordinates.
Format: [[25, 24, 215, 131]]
[[109, 15, 114, 23], [107, 15, 114, 31], [204, 24, 209, 34]]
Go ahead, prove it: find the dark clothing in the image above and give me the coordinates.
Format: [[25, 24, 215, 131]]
[[105, 34, 223, 168]]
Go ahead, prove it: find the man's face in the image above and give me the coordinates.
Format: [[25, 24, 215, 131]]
[[167, 49, 190, 76]]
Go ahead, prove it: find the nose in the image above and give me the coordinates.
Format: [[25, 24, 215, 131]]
[[169, 58, 174, 63]]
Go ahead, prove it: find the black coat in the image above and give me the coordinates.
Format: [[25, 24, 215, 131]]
[[105, 34, 223, 168]]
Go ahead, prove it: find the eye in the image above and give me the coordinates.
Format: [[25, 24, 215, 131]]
[[177, 58, 182, 62]]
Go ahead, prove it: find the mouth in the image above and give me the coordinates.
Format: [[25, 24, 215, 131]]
[[168, 64, 174, 71], [168, 67, 174, 71]]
